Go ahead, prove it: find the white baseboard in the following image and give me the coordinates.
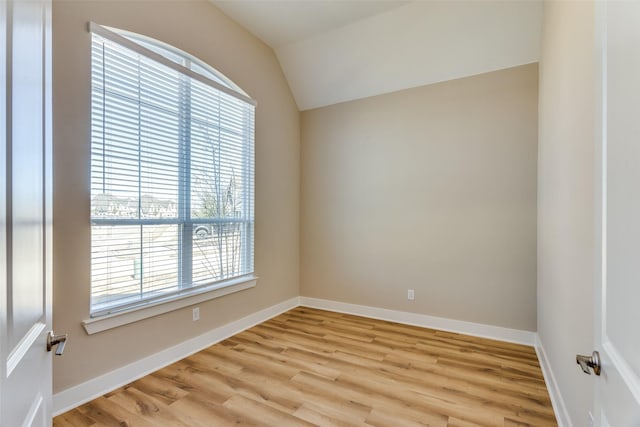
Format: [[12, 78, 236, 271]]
[[535, 334, 572, 427], [52, 296, 300, 416], [299, 297, 536, 346], [53, 295, 545, 418]]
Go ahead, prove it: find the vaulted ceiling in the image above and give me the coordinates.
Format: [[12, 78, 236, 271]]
[[211, 1, 543, 111]]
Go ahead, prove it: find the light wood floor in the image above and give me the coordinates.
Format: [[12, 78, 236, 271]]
[[54, 307, 556, 426]]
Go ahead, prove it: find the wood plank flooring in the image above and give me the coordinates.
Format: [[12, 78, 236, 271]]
[[53, 307, 557, 426]]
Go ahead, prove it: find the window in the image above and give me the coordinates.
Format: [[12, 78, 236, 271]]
[[90, 23, 255, 317]]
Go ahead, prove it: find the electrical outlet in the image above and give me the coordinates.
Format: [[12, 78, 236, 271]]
[[192, 307, 200, 321], [408, 289, 415, 301]]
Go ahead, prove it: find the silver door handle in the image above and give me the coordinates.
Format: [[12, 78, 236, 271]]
[[576, 350, 601, 376], [47, 331, 68, 356]]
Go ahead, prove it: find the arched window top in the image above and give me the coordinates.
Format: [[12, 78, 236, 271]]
[[89, 22, 255, 106], [88, 22, 255, 317], [108, 26, 248, 97]]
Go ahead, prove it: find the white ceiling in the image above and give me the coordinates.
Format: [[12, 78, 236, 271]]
[[211, 0, 410, 48], [211, 1, 543, 111]]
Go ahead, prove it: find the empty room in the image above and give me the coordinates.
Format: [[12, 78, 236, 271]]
[[1, 0, 638, 426]]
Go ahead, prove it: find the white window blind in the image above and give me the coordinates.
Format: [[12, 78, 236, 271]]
[[90, 24, 255, 317]]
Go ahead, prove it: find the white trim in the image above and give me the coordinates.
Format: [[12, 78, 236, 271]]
[[602, 340, 640, 405], [299, 297, 535, 346], [535, 334, 572, 427], [56, 296, 558, 420], [83, 277, 258, 334], [53, 296, 300, 416], [22, 394, 44, 427], [7, 322, 46, 376]]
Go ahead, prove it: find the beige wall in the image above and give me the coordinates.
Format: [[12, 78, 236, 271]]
[[52, 0, 299, 392], [301, 64, 538, 331], [538, 1, 595, 424]]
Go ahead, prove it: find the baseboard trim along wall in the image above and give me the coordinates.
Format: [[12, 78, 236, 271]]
[[535, 334, 572, 427], [54, 296, 549, 417], [299, 296, 536, 346], [52, 296, 300, 416]]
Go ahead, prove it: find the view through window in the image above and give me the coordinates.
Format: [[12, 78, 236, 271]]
[[90, 25, 255, 316]]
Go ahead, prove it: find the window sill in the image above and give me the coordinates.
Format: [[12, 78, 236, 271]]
[[82, 275, 258, 335]]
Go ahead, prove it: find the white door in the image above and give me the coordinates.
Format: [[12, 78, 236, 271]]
[[0, 0, 55, 425], [593, 1, 640, 425]]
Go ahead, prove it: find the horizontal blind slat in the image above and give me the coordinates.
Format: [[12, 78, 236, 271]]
[[90, 29, 254, 316]]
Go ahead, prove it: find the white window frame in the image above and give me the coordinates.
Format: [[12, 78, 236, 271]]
[[84, 23, 257, 334]]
